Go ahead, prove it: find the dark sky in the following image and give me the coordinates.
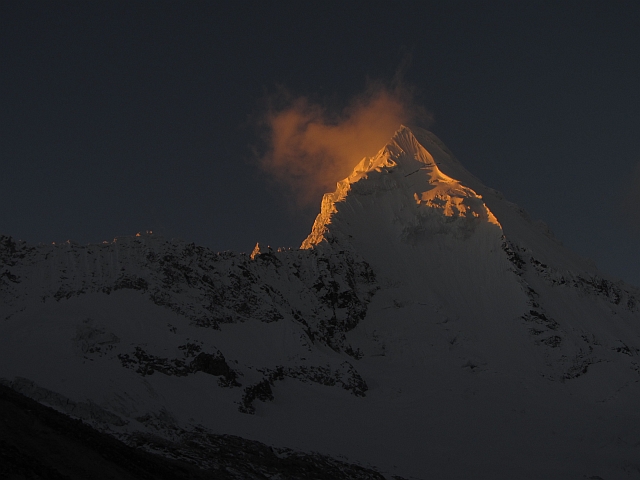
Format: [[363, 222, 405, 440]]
[[2, 1, 640, 285]]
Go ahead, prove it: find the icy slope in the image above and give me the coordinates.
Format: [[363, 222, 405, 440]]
[[1, 127, 640, 479]]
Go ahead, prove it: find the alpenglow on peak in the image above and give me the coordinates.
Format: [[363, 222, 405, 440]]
[[301, 125, 501, 250]]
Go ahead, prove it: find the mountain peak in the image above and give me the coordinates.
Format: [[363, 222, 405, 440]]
[[302, 126, 500, 250], [3, 127, 640, 480]]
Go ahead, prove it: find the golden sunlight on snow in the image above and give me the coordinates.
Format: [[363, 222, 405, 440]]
[[301, 126, 503, 249]]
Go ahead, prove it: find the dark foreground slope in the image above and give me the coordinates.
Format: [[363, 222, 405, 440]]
[[0, 384, 390, 480]]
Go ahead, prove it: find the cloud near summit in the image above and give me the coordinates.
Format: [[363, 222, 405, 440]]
[[258, 85, 427, 205]]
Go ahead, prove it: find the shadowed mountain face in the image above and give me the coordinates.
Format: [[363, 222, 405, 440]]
[[1, 127, 640, 479]]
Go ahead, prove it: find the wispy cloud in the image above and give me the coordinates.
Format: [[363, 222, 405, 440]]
[[257, 79, 429, 205]]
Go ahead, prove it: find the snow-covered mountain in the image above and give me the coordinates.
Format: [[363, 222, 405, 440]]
[[2, 126, 640, 479]]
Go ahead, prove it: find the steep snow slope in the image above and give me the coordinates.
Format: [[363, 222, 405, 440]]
[[2, 127, 640, 479]]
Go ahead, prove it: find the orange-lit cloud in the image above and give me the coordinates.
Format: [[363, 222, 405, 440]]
[[258, 83, 429, 205]]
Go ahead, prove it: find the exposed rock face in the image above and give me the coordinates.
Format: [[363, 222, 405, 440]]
[[0, 233, 378, 352], [0, 230, 378, 406]]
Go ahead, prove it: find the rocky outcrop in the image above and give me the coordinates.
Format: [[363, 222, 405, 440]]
[[0, 233, 378, 355]]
